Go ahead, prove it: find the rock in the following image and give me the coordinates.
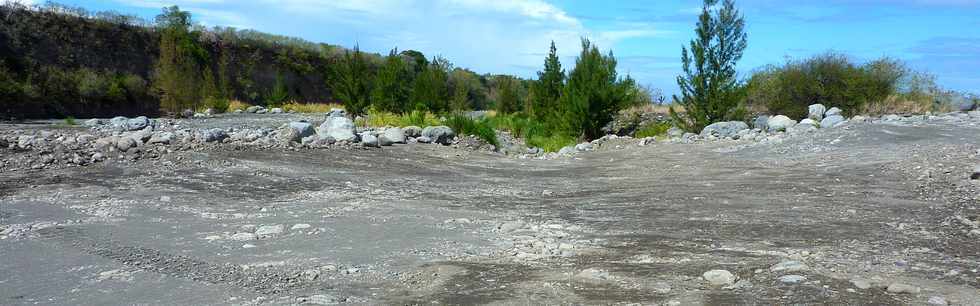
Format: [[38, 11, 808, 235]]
[[702, 270, 737, 287], [825, 107, 842, 117], [90, 153, 104, 163], [193, 112, 207, 118], [667, 126, 684, 138], [381, 127, 406, 145], [576, 268, 610, 280], [255, 224, 284, 237], [109, 116, 128, 128], [851, 279, 872, 290], [318, 116, 357, 142], [361, 133, 380, 147], [575, 142, 593, 152], [777, 275, 806, 284], [303, 294, 339, 305], [927, 296, 949, 306], [246, 106, 263, 113], [700, 121, 749, 138], [230, 232, 257, 241], [327, 108, 347, 118], [148, 132, 174, 145], [115, 137, 137, 152], [498, 221, 525, 233], [403, 126, 422, 138], [270, 108, 283, 114], [884, 114, 901, 121], [808, 104, 827, 120], [83, 119, 102, 126], [851, 115, 867, 122], [820, 115, 845, 128], [289, 121, 316, 138], [16, 135, 34, 149], [558, 145, 576, 155], [770, 260, 809, 273], [291, 224, 312, 230], [126, 116, 150, 131], [752, 115, 770, 130], [181, 109, 195, 118], [799, 118, 818, 127], [886, 283, 920, 294], [971, 165, 980, 180], [767, 115, 797, 132], [279, 122, 315, 144], [199, 128, 228, 142], [416, 136, 432, 143], [421, 126, 455, 145], [256, 108, 268, 114]]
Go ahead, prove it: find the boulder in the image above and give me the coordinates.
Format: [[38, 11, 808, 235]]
[[702, 270, 737, 287], [667, 127, 684, 138], [288, 122, 316, 139], [246, 106, 263, 113], [808, 104, 827, 120], [778, 275, 807, 284], [403, 126, 422, 138], [181, 109, 195, 118], [825, 107, 842, 117], [883, 114, 901, 121], [361, 133, 380, 147], [575, 143, 593, 152], [421, 126, 455, 145], [820, 115, 845, 128], [767, 115, 797, 132], [199, 128, 228, 142], [798, 118, 818, 127], [115, 137, 137, 152], [256, 108, 268, 114], [700, 121, 749, 139], [83, 119, 102, 127], [327, 108, 347, 118], [381, 127, 406, 145], [126, 116, 150, 131], [558, 145, 576, 155], [770, 260, 809, 273], [16, 135, 35, 149], [270, 108, 283, 114], [752, 115, 770, 130], [318, 116, 357, 142], [255, 224, 284, 237], [148, 132, 174, 145]]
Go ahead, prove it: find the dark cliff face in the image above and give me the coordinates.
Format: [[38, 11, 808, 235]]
[[0, 5, 334, 119]]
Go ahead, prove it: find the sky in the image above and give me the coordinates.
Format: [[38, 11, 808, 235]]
[[25, 0, 980, 96]]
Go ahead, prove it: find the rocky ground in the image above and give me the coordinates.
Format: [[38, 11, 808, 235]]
[[1, 110, 979, 305]]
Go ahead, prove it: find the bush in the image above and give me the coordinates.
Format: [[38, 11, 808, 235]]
[[401, 110, 440, 127], [281, 101, 342, 113], [527, 134, 576, 153], [64, 116, 77, 125], [634, 121, 672, 138], [444, 113, 498, 147]]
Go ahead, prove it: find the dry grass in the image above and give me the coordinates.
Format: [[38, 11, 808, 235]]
[[227, 100, 252, 112], [862, 95, 940, 116], [281, 101, 343, 113], [626, 104, 685, 115]]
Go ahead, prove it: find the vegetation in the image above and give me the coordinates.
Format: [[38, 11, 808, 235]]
[[670, 0, 748, 133], [559, 39, 637, 140], [409, 57, 452, 112], [444, 113, 499, 147], [281, 102, 342, 113], [634, 121, 672, 138], [528, 41, 564, 119], [328, 45, 375, 117], [370, 49, 412, 113]]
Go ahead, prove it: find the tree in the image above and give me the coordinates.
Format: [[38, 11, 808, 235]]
[[409, 56, 451, 112], [329, 45, 374, 117], [559, 38, 635, 140], [670, 0, 748, 132], [530, 41, 564, 119], [152, 6, 206, 113], [495, 76, 520, 114], [371, 49, 411, 113]]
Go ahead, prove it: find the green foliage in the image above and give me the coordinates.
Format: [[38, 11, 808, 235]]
[[634, 121, 672, 138], [329, 45, 375, 116], [449, 68, 487, 110], [529, 41, 564, 119], [402, 110, 441, 127], [559, 38, 636, 140], [371, 49, 412, 113], [153, 5, 206, 113], [495, 76, 521, 114], [265, 73, 290, 106], [64, 116, 77, 126], [671, 0, 748, 133], [444, 113, 499, 147], [409, 57, 451, 112], [528, 134, 577, 153]]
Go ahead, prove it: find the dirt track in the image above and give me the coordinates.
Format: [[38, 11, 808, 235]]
[[2, 117, 979, 305]]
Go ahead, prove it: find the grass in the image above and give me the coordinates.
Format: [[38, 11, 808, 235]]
[[527, 134, 577, 152], [64, 116, 77, 126], [227, 100, 252, 112], [444, 113, 498, 147], [281, 101, 344, 113], [634, 121, 672, 138], [355, 109, 442, 128], [485, 112, 576, 152]]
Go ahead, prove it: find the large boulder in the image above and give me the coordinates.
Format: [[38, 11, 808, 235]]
[[270, 108, 283, 114], [558, 145, 576, 155], [820, 115, 845, 128], [767, 115, 797, 132], [327, 108, 347, 118], [318, 116, 357, 142], [381, 127, 406, 145], [115, 137, 137, 152], [702, 270, 737, 287], [700, 121, 749, 139], [752, 115, 770, 130], [825, 107, 842, 117], [148, 132, 174, 145], [421, 126, 455, 145], [245, 106, 263, 113], [288, 122, 316, 139], [360, 133, 380, 147], [403, 126, 422, 138], [798, 118, 818, 127], [808, 104, 827, 121], [199, 128, 228, 142], [667, 127, 684, 139]]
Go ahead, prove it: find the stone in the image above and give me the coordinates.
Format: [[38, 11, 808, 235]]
[[90, 153, 105, 162], [291, 224, 312, 230], [327, 108, 347, 118], [381, 127, 406, 145], [230, 232, 257, 241], [498, 221, 525, 233], [361, 133, 380, 147], [752, 115, 770, 130], [109, 116, 128, 128], [290, 121, 316, 138], [667, 127, 684, 138], [820, 115, 845, 128], [148, 132, 174, 145], [767, 115, 797, 132], [575, 143, 593, 152], [777, 275, 806, 284], [886, 283, 920, 294], [318, 116, 357, 142], [83, 119, 102, 126], [883, 114, 901, 121], [558, 145, 576, 155], [927, 296, 949, 306], [700, 121, 749, 139], [702, 270, 737, 287], [770, 260, 809, 273], [270, 107, 283, 114], [576, 268, 610, 280], [808, 104, 827, 120], [181, 109, 195, 118], [403, 126, 422, 138], [825, 107, 842, 117], [115, 137, 137, 152], [16, 135, 34, 149], [798, 118, 818, 127], [255, 224, 284, 237], [126, 116, 151, 131], [416, 136, 432, 143], [421, 126, 455, 145], [851, 279, 872, 290], [199, 128, 228, 142], [246, 106, 263, 113]]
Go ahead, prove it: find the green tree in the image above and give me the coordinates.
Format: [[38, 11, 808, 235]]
[[670, 0, 748, 132], [530, 41, 564, 119], [451, 80, 470, 111], [152, 5, 206, 113], [371, 49, 411, 113], [559, 38, 635, 140], [329, 45, 374, 116], [265, 73, 289, 106], [495, 76, 521, 114], [409, 57, 450, 112]]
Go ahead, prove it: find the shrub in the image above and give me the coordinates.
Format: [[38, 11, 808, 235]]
[[634, 121, 672, 138], [329, 45, 374, 116], [527, 134, 576, 153], [205, 96, 230, 113], [64, 116, 77, 125], [444, 113, 498, 147], [401, 110, 440, 127], [227, 99, 251, 111], [560, 38, 636, 139], [281, 101, 342, 113]]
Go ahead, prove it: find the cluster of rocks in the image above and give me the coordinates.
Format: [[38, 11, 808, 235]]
[[699, 104, 849, 141], [239, 105, 285, 115]]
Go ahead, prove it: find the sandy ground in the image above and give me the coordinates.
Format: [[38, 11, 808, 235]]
[[1, 116, 979, 305]]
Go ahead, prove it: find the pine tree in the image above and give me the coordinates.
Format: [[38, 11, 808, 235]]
[[560, 39, 635, 140], [409, 57, 450, 112], [370, 49, 411, 113], [152, 6, 204, 114], [451, 81, 470, 111], [670, 0, 748, 132], [495, 76, 520, 114], [329, 45, 374, 117], [531, 41, 564, 119]]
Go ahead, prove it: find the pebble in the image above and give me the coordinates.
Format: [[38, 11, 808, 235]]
[[255, 224, 284, 237], [778, 275, 807, 284], [850, 278, 872, 290], [886, 283, 920, 294], [498, 221, 525, 233], [770, 260, 809, 273], [159, 196, 171, 202], [702, 269, 737, 287], [291, 224, 312, 230], [230, 232, 257, 241], [242, 244, 256, 249], [927, 296, 948, 306]]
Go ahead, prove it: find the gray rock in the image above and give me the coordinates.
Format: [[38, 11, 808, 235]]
[[927, 296, 949, 306], [575, 142, 593, 152], [820, 115, 845, 128], [558, 145, 576, 155], [90, 152, 104, 162], [381, 127, 406, 145], [770, 260, 809, 273], [256, 108, 268, 114], [886, 283, 920, 294], [752, 115, 770, 130], [246, 106, 263, 113], [327, 108, 347, 118], [498, 221, 525, 233], [199, 128, 228, 143], [700, 121, 749, 138], [181, 109, 195, 118], [361, 133, 380, 147], [126, 116, 150, 131], [421, 126, 455, 145], [255, 224, 284, 237], [318, 116, 357, 142], [109, 116, 128, 128], [667, 126, 684, 138], [75, 134, 96, 145], [291, 224, 312, 230], [115, 137, 137, 152], [289, 122, 316, 138], [825, 107, 842, 117], [702, 270, 737, 287], [83, 119, 102, 126], [403, 126, 422, 138], [808, 104, 827, 120], [416, 136, 432, 143], [777, 275, 806, 284], [883, 114, 901, 121], [270, 108, 283, 114], [230, 232, 257, 241], [148, 132, 174, 145], [16, 135, 34, 149], [767, 115, 797, 132], [798, 118, 818, 127]]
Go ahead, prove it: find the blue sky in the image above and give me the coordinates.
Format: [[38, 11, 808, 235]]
[[33, 0, 980, 96]]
